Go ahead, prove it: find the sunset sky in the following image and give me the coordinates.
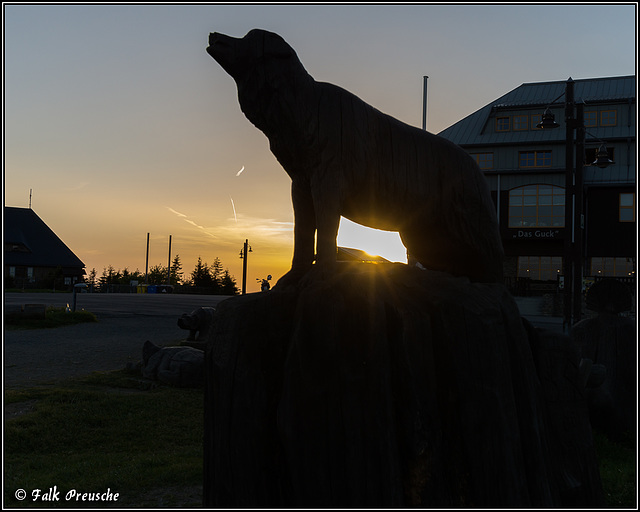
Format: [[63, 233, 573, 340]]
[[3, 4, 636, 292]]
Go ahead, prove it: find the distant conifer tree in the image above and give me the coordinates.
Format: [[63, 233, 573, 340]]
[[220, 269, 239, 295], [191, 256, 214, 287], [169, 254, 184, 285]]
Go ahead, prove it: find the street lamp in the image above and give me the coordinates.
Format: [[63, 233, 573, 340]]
[[537, 107, 560, 130], [239, 239, 252, 295], [593, 144, 614, 168], [536, 78, 612, 332]]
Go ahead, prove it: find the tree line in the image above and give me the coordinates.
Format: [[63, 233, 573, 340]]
[[87, 254, 239, 295]]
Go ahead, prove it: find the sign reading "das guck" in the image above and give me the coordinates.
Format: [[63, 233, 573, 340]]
[[510, 229, 563, 239]]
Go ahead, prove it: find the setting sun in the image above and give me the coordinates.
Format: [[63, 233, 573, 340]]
[[337, 217, 408, 263]]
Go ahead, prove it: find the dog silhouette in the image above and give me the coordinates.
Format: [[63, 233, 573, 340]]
[[207, 29, 504, 284]]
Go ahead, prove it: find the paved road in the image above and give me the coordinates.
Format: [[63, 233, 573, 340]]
[[4, 291, 565, 388], [4, 292, 233, 388], [4, 292, 232, 319]]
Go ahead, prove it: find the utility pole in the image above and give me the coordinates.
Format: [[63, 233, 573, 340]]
[[537, 78, 613, 333], [145, 233, 150, 285], [574, 103, 585, 326], [422, 76, 429, 131], [562, 79, 575, 333], [167, 234, 172, 285]]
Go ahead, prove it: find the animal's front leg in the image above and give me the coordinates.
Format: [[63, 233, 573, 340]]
[[315, 208, 340, 266], [274, 180, 316, 289], [294, 201, 339, 286], [290, 179, 316, 270]]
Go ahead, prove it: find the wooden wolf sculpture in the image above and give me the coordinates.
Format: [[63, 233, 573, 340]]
[[207, 29, 504, 284]]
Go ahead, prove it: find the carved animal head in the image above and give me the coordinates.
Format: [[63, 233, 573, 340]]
[[206, 29, 311, 132], [207, 29, 297, 80]]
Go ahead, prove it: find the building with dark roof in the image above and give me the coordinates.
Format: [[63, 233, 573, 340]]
[[4, 206, 85, 289], [439, 75, 635, 297]]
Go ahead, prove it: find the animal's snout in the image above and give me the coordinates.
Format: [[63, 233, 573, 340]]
[[208, 32, 238, 48], [207, 32, 223, 55], [207, 33, 227, 62], [208, 32, 222, 46], [207, 32, 238, 62], [207, 32, 246, 78]]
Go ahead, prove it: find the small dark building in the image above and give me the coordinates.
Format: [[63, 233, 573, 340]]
[[4, 206, 85, 289], [439, 75, 636, 297]]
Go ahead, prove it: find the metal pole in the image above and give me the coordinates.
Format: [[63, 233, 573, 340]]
[[574, 103, 585, 324], [496, 174, 501, 227], [242, 239, 248, 295], [406, 74, 429, 268], [422, 76, 429, 131], [167, 234, 172, 285], [563, 78, 575, 333], [145, 233, 150, 285]]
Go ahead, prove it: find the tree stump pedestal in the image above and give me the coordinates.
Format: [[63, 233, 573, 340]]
[[204, 263, 603, 507]]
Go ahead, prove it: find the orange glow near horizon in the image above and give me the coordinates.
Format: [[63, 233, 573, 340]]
[[71, 215, 406, 294]]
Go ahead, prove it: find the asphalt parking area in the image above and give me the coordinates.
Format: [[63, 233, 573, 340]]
[[3, 293, 230, 387]]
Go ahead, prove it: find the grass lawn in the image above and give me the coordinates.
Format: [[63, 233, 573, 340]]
[[4, 307, 98, 330], [594, 430, 637, 507], [4, 369, 636, 508], [4, 370, 203, 508]]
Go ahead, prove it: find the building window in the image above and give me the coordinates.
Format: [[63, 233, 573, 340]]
[[496, 117, 510, 132], [600, 110, 617, 126], [584, 111, 598, 127], [619, 193, 635, 222], [591, 257, 636, 277], [519, 150, 552, 168], [531, 114, 542, 130], [470, 152, 494, 170], [508, 184, 565, 228], [9, 266, 16, 277], [27, 267, 34, 283], [513, 115, 528, 131], [518, 256, 562, 281]]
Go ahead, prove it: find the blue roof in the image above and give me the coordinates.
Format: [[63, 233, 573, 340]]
[[4, 207, 85, 270], [438, 75, 636, 146]]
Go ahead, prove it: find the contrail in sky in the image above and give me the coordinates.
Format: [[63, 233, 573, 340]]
[[166, 207, 186, 218], [184, 219, 205, 229], [229, 196, 238, 223], [236, 166, 245, 177], [166, 206, 217, 238]]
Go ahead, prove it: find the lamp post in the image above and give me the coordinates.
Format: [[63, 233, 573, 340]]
[[537, 78, 612, 333], [239, 239, 252, 295]]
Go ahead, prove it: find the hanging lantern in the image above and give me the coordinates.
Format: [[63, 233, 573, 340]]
[[592, 144, 613, 168], [536, 108, 560, 129]]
